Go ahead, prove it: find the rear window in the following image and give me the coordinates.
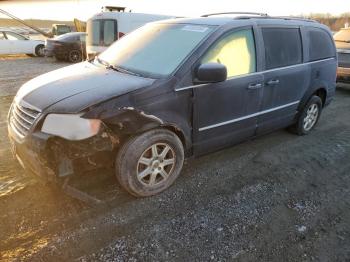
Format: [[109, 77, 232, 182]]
[[308, 28, 335, 61], [87, 19, 118, 46], [262, 28, 303, 70]]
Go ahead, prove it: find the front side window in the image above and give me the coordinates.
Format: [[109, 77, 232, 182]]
[[98, 23, 215, 78], [201, 29, 256, 78], [262, 28, 302, 70], [5, 32, 26, 40]]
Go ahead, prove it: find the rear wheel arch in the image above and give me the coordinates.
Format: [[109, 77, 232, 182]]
[[314, 88, 327, 107], [298, 85, 328, 113]]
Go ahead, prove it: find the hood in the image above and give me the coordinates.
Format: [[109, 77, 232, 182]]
[[15, 61, 155, 113], [335, 41, 350, 51]]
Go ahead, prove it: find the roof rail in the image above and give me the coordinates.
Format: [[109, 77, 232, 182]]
[[273, 16, 317, 23], [201, 12, 269, 18]]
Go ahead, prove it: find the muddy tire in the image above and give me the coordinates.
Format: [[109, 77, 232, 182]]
[[68, 50, 82, 63], [116, 129, 184, 197], [290, 95, 323, 136], [35, 44, 45, 57]]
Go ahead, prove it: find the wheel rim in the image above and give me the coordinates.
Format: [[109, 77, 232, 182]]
[[70, 51, 81, 62], [137, 143, 176, 187], [303, 103, 319, 131]]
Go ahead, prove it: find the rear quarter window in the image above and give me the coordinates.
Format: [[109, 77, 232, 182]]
[[308, 28, 335, 61], [262, 28, 303, 70]]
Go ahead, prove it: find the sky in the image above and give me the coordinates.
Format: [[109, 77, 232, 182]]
[[0, 0, 349, 21]]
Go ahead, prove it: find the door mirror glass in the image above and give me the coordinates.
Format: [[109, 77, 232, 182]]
[[195, 63, 227, 83]]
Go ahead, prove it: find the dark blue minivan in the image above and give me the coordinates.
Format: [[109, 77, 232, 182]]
[[8, 13, 337, 197]]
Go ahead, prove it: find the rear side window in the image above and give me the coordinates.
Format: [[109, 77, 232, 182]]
[[202, 29, 256, 78], [262, 28, 302, 70], [308, 28, 335, 61]]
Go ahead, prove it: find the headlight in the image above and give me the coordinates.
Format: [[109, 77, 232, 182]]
[[41, 114, 101, 140]]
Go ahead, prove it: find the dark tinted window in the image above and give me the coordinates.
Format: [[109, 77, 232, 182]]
[[308, 28, 335, 61], [262, 28, 302, 70]]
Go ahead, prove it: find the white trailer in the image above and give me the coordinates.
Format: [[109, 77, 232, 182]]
[[86, 6, 176, 58]]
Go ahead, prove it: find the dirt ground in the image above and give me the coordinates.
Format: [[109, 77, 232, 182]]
[[0, 57, 349, 262]]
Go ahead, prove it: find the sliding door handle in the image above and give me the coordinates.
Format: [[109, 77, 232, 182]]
[[266, 79, 280, 85], [247, 83, 263, 90]]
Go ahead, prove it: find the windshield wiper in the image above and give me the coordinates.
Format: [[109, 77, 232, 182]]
[[95, 56, 111, 67], [95, 57, 142, 77], [109, 65, 142, 77]]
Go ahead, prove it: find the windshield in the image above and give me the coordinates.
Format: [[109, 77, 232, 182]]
[[98, 23, 215, 78], [334, 29, 350, 42]]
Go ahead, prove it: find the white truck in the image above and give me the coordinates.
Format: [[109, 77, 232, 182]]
[[86, 6, 176, 58]]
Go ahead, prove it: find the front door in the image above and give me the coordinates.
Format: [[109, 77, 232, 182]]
[[193, 28, 263, 155], [0, 32, 8, 54], [5, 32, 32, 54]]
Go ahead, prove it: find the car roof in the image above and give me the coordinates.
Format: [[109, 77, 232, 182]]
[[157, 15, 326, 29], [1, 30, 25, 35]]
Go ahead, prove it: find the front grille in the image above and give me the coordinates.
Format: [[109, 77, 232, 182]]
[[338, 52, 350, 68], [10, 102, 41, 138]]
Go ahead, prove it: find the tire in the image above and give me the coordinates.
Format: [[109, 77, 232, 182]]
[[68, 50, 82, 63], [290, 95, 323, 136], [35, 44, 45, 57], [116, 128, 184, 197]]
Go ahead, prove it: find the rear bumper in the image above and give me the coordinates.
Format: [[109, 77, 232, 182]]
[[337, 67, 350, 82]]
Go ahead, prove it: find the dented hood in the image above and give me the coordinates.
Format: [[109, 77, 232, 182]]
[[15, 61, 155, 112]]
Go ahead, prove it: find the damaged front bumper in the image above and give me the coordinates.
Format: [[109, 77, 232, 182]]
[[8, 124, 118, 182]]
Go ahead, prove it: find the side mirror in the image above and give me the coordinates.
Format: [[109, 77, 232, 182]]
[[195, 63, 227, 83]]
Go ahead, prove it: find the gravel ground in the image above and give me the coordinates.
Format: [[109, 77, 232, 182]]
[[0, 57, 349, 261]]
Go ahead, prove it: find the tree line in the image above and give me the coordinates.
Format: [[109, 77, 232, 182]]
[[306, 13, 350, 31]]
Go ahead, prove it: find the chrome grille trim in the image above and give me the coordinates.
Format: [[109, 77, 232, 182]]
[[10, 102, 41, 138]]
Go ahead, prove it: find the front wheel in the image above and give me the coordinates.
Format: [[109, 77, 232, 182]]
[[35, 44, 45, 57], [290, 95, 323, 135], [116, 129, 184, 197]]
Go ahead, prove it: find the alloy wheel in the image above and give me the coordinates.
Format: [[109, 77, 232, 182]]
[[137, 143, 176, 187], [303, 103, 319, 131]]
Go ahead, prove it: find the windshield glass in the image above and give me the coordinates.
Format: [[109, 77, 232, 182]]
[[334, 29, 350, 42], [98, 23, 215, 78]]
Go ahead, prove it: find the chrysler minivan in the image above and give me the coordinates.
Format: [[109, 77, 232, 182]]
[[8, 14, 337, 197]]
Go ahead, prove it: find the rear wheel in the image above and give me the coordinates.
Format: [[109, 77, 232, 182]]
[[68, 50, 82, 63], [290, 95, 323, 135], [116, 129, 184, 197], [35, 44, 45, 57]]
